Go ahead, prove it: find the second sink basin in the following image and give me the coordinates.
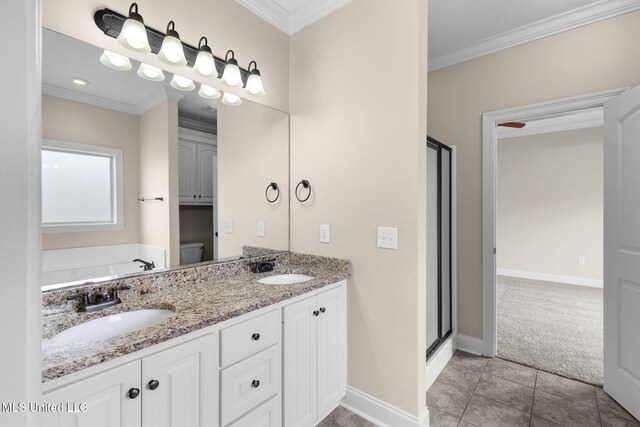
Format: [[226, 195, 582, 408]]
[[258, 274, 314, 285], [50, 309, 175, 344]]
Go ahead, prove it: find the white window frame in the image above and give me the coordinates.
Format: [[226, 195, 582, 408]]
[[41, 139, 124, 233]]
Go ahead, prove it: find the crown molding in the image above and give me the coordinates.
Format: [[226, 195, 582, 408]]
[[43, 83, 138, 115], [236, 0, 352, 35], [178, 117, 218, 136], [42, 85, 184, 115], [497, 107, 603, 138], [429, 0, 640, 71]]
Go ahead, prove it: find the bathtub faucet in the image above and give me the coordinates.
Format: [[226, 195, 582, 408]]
[[133, 258, 155, 271]]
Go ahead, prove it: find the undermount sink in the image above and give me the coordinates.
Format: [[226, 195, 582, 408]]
[[258, 274, 314, 285], [50, 309, 175, 344]]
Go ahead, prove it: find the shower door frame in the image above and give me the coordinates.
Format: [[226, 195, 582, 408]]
[[427, 136, 454, 360]]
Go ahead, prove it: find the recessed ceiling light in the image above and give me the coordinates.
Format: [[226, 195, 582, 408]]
[[71, 78, 90, 86]]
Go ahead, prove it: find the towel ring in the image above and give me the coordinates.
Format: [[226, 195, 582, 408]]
[[265, 182, 280, 203], [295, 180, 311, 203]]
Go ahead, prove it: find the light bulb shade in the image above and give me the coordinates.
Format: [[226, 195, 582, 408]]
[[198, 84, 221, 100], [158, 21, 187, 66], [221, 92, 242, 106], [137, 63, 165, 81], [193, 37, 218, 77], [117, 4, 151, 53], [170, 74, 195, 91], [99, 50, 132, 71], [221, 50, 243, 88], [245, 73, 265, 96]]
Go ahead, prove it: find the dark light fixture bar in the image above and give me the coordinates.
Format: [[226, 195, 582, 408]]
[[94, 8, 249, 82]]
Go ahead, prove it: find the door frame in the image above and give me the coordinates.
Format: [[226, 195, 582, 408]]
[[481, 87, 628, 357]]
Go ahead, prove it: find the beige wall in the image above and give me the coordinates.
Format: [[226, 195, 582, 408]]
[[217, 101, 289, 257], [497, 127, 603, 281], [428, 11, 640, 339], [43, 0, 289, 112], [180, 206, 214, 261], [139, 99, 180, 266], [289, 0, 428, 417], [41, 95, 140, 249]]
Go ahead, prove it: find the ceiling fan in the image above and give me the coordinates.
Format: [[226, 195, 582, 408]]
[[497, 122, 526, 128]]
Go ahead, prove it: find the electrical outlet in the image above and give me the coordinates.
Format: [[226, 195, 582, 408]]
[[257, 221, 265, 237], [320, 224, 330, 243], [224, 220, 234, 234], [377, 227, 398, 249], [578, 256, 586, 266]]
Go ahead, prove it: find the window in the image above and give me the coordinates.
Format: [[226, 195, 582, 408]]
[[41, 140, 124, 233]]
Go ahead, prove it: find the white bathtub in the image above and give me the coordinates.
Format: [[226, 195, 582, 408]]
[[42, 244, 166, 289]]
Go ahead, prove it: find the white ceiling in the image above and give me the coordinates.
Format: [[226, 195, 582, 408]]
[[238, 0, 640, 70], [42, 29, 218, 130]]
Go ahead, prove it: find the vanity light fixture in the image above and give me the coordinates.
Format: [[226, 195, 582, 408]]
[[244, 61, 265, 96], [221, 91, 242, 106], [158, 21, 187, 66], [198, 84, 221, 100], [137, 63, 165, 81], [170, 74, 195, 91], [221, 50, 243, 88], [117, 3, 151, 53], [99, 50, 132, 71], [193, 37, 218, 77]]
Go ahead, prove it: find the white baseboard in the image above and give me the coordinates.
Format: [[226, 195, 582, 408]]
[[455, 334, 483, 356], [341, 386, 429, 427], [426, 336, 455, 390], [497, 268, 603, 288]]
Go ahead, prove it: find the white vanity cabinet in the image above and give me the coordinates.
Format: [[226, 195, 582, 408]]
[[283, 283, 347, 427], [41, 334, 218, 427], [178, 129, 217, 206]]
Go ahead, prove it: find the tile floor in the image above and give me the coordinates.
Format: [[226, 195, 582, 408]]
[[319, 350, 640, 427], [426, 351, 640, 427]]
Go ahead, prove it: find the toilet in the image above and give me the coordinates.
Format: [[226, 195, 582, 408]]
[[180, 242, 204, 264]]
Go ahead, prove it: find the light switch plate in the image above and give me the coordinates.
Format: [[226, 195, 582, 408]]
[[257, 221, 265, 237], [377, 227, 398, 249], [320, 224, 330, 243], [224, 220, 234, 234]]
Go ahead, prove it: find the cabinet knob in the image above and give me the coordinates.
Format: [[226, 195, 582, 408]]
[[251, 380, 260, 388], [128, 388, 140, 399], [198, 195, 202, 198], [313, 310, 320, 317], [148, 379, 160, 390], [319, 307, 326, 313], [193, 195, 196, 198], [251, 333, 261, 341]]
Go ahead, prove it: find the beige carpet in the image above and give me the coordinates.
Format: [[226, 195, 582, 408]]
[[497, 275, 603, 385]]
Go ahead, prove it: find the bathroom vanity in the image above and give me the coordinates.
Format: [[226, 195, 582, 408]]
[[40, 253, 350, 427]]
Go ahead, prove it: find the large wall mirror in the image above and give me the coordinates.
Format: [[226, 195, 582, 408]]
[[41, 28, 289, 290]]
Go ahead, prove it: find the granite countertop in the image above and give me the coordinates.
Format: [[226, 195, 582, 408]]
[[41, 252, 351, 382]]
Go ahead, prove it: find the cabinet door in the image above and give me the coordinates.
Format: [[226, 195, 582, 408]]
[[316, 285, 347, 417], [142, 334, 218, 427], [283, 296, 318, 427], [228, 395, 281, 427], [179, 141, 198, 204], [41, 361, 142, 427], [197, 144, 217, 205]]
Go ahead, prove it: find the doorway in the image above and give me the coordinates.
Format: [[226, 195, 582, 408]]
[[496, 115, 604, 385]]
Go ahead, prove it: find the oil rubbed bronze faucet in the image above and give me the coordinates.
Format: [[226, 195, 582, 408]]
[[133, 258, 155, 271], [67, 285, 131, 312], [250, 259, 276, 273]]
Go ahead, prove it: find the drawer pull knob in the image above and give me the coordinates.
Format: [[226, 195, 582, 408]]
[[251, 333, 261, 341], [148, 379, 160, 390], [319, 307, 326, 313], [128, 388, 140, 399], [313, 310, 320, 317], [251, 380, 260, 388]]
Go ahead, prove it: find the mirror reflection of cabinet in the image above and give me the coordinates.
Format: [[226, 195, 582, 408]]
[[178, 129, 217, 206]]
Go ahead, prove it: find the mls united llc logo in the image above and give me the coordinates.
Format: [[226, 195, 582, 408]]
[[2, 402, 88, 413]]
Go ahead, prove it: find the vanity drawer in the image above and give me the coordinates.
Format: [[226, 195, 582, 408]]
[[221, 345, 281, 426], [220, 309, 280, 367], [227, 395, 281, 427]]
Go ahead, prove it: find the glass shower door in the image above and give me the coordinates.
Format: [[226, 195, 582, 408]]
[[427, 137, 453, 359]]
